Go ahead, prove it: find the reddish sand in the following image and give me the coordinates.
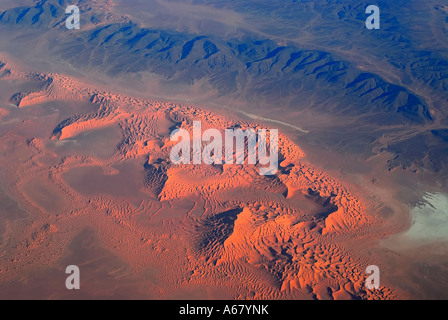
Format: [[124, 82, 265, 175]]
[[0, 57, 406, 299]]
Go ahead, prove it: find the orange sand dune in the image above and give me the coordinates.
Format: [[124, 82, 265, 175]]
[[0, 56, 405, 300]]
